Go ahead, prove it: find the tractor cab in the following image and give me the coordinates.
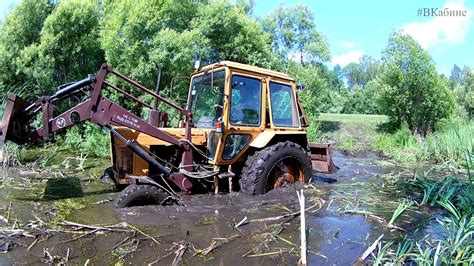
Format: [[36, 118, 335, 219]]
[[187, 61, 309, 165]]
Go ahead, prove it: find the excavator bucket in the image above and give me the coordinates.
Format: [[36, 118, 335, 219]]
[[309, 143, 337, 173], [0, 93, 32, 145]]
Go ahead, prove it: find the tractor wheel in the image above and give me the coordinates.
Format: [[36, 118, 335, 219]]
[[239, 141, 313, 195], [114, 184, 171, 208]]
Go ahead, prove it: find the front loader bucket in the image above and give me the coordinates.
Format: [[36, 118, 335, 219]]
[[309, 143, 337, 173], [0, 93, 32, 145]]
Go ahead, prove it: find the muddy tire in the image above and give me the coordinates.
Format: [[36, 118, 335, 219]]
[[114, 184, 170, 208], [239, 141, 313, 195]]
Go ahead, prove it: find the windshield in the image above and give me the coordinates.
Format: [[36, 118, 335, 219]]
[[188, 70, 225, 128]]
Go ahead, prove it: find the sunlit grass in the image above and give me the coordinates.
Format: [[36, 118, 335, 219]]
[[318, 113, 388, 124]]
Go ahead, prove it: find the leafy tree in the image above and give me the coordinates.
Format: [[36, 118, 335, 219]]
[[449, 64, 462, 88], [342, 80, 383, 114], [37, 0, 103, 90], [343, 63, 365, 89], [380, 32, 455, 136], [359, 55, 381, 82], [285, 62, 336, 114], [262, 4, 330, 65], [190, 0, 273, 67], [0, 0, 54, 98], [101, 0, 271, 103], [453, 67, 473, 119]]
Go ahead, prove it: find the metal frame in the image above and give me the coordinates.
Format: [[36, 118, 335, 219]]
[[0, 63, 195, 192]]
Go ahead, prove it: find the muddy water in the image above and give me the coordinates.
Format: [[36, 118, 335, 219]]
[[0, 152, 444, 265]]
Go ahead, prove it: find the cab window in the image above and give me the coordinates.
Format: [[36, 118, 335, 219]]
[[269, 82, 299, 127], [230, 75, 262, 126]]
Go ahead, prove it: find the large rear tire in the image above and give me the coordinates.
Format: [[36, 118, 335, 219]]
[[239, 141, 313, 195], [114, 184, 171, 208]]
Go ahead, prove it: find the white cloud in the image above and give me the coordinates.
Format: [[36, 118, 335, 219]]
[[331, 50, 363, 66], [401, 1, 472, 49], [337, 40, 357, 49]]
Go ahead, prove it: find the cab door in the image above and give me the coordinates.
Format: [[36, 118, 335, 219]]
[[214, 70, 266, 164]]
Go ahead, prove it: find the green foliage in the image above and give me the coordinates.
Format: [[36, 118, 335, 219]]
[[101, 0, 272, 104], [262, 4, 330, 64], [284, 62, 333, 115], [0, 0, 54, 99], [375, 121, 473, 167], [192, 0, 273, 67], [342, 80, 383, 114], [370, 159, 474, 265], [380, 32, 456, 136], [38, 0, 104, 87], [64, 122, 110, 157], [452, 67, 474, 119]]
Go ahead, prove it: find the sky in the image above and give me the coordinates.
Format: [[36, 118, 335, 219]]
[[253, 0, 474, 75], [1, 0, 472, 75]]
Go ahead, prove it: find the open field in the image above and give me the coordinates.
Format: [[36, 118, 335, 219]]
[[318, 113, 388, 124], [315, 113, 388, 153]]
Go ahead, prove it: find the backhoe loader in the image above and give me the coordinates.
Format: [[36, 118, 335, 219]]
[[0, 61, 336, 207]]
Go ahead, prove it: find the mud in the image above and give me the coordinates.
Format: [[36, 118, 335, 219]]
[[0, 151, 449, 265]]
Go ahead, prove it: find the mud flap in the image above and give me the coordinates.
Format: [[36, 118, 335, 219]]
[[309, 143, 337, 173]]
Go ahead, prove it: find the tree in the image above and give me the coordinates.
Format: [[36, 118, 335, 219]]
[[343, 63, 364, 89], [380, 32, 455, 136], [0, 0, 54, 98], [359, 55, 381, 82], [453, 67, 473, 119], [449, 64, 462, 88], [262, 4, 330, 65], [190, 0, 273, 67], [36, 0, 104, 90], [342, 80, 383, 114], [101, 0, 273, 103]]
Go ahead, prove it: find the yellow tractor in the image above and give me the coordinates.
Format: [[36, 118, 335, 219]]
[[0, 61, 335, 207]]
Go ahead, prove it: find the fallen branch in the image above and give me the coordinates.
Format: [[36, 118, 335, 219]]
[[125, 223, 160, 244], [297, 189, 306, 266], [243, 227, 285, 257], [234, 216, 248, 228], [172, 241, 187, 266], [344, 210, 406, 232], [246, 250, 285, 258], [354, 234, 384, 265], [201, 234, 240, 256], [59, 221, 131, 233], [247, 203, 320, 224]]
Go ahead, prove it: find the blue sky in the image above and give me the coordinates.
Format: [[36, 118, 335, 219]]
[[1, 0, 472, 75], [253, 0, 474, 75]]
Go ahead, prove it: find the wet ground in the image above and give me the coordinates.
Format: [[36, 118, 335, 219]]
[[0, 151, 447, 265]]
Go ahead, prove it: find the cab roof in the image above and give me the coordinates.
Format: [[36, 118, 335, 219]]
[[196, 61, 295, 82]]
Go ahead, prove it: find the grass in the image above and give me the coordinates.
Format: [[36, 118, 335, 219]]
[[374, 121, 473, 167], [313, 113, 388, 151], [314, 113, 472, 167], [368, 151, 474, 264], [318, 113, 388, 124]]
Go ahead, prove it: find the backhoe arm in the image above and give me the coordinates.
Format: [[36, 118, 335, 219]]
[[0, 63, 194, 191]]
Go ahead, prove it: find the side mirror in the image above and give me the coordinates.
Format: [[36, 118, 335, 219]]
[[297, 83, 305, 91]]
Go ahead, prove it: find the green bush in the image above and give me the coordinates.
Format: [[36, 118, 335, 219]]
[[342, 80, 383, 114], [64, 122, 110, 158]]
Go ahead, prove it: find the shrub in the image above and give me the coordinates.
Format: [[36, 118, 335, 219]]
[[64, 122, 110, 157]]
